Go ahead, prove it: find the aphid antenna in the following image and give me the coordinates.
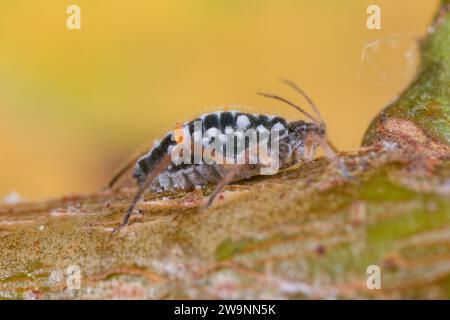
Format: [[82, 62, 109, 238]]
[[257, 92, 319, 124], [278, 78, 325, 127]]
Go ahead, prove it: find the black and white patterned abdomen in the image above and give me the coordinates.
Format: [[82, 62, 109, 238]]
[[133, 111, 290, 192]]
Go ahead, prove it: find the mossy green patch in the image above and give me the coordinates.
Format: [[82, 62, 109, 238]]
[[214, 237, 261, 261], [359, 171, 418, 202]]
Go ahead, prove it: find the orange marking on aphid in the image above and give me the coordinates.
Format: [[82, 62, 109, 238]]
[[174, 121, 185, 144]]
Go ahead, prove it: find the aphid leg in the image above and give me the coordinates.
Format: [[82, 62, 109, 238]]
[[304, 133, 316, 161], [312, 134, 352, 179], [112, 154, 172, 234], [204, 165, 243, 208]]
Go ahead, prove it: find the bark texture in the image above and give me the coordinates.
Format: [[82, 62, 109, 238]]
[[0, 2, 449, 300]]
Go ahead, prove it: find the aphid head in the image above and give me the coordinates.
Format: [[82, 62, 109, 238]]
[[258, 79, 335, 161], [287, 120, 324, 160]]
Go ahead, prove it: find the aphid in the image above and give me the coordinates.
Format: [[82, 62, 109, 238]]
[[110, 79, 350, 232]]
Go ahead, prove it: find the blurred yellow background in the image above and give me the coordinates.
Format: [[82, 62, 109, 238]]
[[0, 0, 439, 201]]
